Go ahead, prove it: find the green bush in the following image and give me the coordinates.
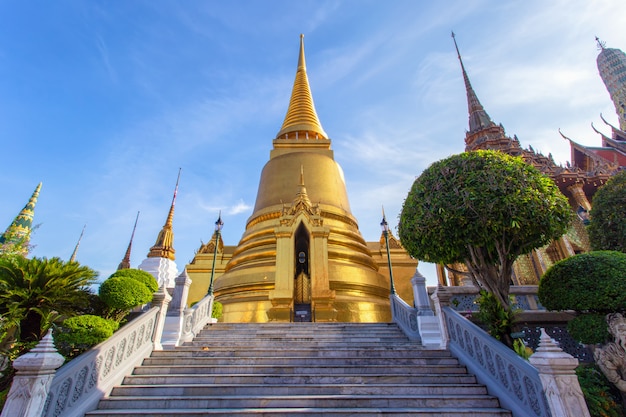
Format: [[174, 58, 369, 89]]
[[99, 276, 153, 320], [539, 251, 626, 312], [108, 269, 158, 293], [55, 315, 119, 358], [212, 301, 223, 319], [576, 364, 624, 417], [567, 314, 611, 345]]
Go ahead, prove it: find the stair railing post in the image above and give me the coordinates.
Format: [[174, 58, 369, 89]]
[[161, 269, 192, 349], [529, 328, 590, 417], [430, 284, 451, 348], [411, 268, 444, 348], [1, 330, 64, 417], [152, 284, 172, 351]]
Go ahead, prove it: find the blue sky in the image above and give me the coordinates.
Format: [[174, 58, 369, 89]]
[[0, 0, 624, 286]]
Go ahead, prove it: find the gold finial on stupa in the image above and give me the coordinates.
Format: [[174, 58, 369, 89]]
[[276, 34, 328, 140], [147, 169, 181, 260]]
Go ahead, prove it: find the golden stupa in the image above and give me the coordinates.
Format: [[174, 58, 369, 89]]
[[186, 35, 417, 322]]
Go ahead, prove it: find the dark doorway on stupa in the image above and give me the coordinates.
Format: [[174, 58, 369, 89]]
[[294, 223, 312, 322]]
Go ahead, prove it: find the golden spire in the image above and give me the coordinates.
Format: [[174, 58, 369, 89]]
[[118, 211, 139, 270], [276, 34, 328, 140], [69, 224, 86, 262], [294, 165, 312, 207], [147, 169, 181, 260]]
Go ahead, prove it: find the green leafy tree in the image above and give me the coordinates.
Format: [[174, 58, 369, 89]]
[[589, 170, 626, 252], [538, 251, 626, 344], [399, 150, 572, 313]]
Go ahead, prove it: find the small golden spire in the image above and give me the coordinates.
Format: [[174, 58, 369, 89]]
[[276, 34, 328, 140], [147, 169, 181, 260], [291, 165, 312, 210], [118, 211, 139, 270]]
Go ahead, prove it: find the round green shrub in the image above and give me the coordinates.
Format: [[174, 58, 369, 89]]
[[538, 251, 626, 312], [567, 314, 611, 345], [108, 269, 158, 293], [55, 315, 119, 347], [99, 276, 154, 310], [212, 301, 223, 319]]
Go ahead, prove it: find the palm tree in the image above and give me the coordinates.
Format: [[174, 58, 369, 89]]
[[0, 256, 98, 345]]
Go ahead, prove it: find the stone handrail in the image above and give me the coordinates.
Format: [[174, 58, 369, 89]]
[[442, 306, 551, 417], [182, 293, 214, 342], [42, 307, 159, 417], [390, 294, 421, 342]]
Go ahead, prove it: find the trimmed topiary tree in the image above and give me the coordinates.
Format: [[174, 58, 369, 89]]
[[538, 251, 626, 344], [55, 315, 119, 358], [108, 269, 158, 293], [99, 276, 154, 321], [588, 170, 626, 252]]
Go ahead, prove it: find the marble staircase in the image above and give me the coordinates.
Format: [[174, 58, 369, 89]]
[[86, 322, 512, 416]]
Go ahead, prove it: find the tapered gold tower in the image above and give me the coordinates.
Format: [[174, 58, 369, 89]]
[[190, 35, 399, 322]]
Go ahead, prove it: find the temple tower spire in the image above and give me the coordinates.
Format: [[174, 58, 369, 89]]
[[69, 224, 86, 262], [138, 169, 181, 288], [596, 38, 626, 131], [147, 169, 180, 260], [276, 34, 328, 141], [0, 182, 42, 255], [452, 32, 495, 134], [118, 211, 139, 270], [192, 35, 392, 323]]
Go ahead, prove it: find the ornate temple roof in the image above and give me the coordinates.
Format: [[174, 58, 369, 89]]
[[147, 170, 180, 261], [275, 34, 328, 141], [0, 182, 42, 253]]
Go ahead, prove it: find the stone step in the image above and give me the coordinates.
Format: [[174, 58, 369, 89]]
[[142, 356, 460, 366], [110, 382, 486, 397], [131, 364, 467, 375], [86, 407, 511, 416], [149, 347, 449, 358], [89, 322, 510, 417], [96, 394, 501, 410], [122, 373, 475, 385]]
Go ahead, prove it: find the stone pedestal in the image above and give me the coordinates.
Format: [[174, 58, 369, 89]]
[[529, 328, 590, 417], [1, 330, 64, 417]]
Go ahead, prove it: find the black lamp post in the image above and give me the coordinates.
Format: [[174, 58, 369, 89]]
[[208, 213, 224, 296], [380, 210, 396, 295]]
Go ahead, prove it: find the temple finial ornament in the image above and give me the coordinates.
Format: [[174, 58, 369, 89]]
[[118, 211, 140, 270], [148, 168, 181, 260], [69, 224, 87, 262], [276, 34, 328, 140], [451, 31, 495, 135]]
